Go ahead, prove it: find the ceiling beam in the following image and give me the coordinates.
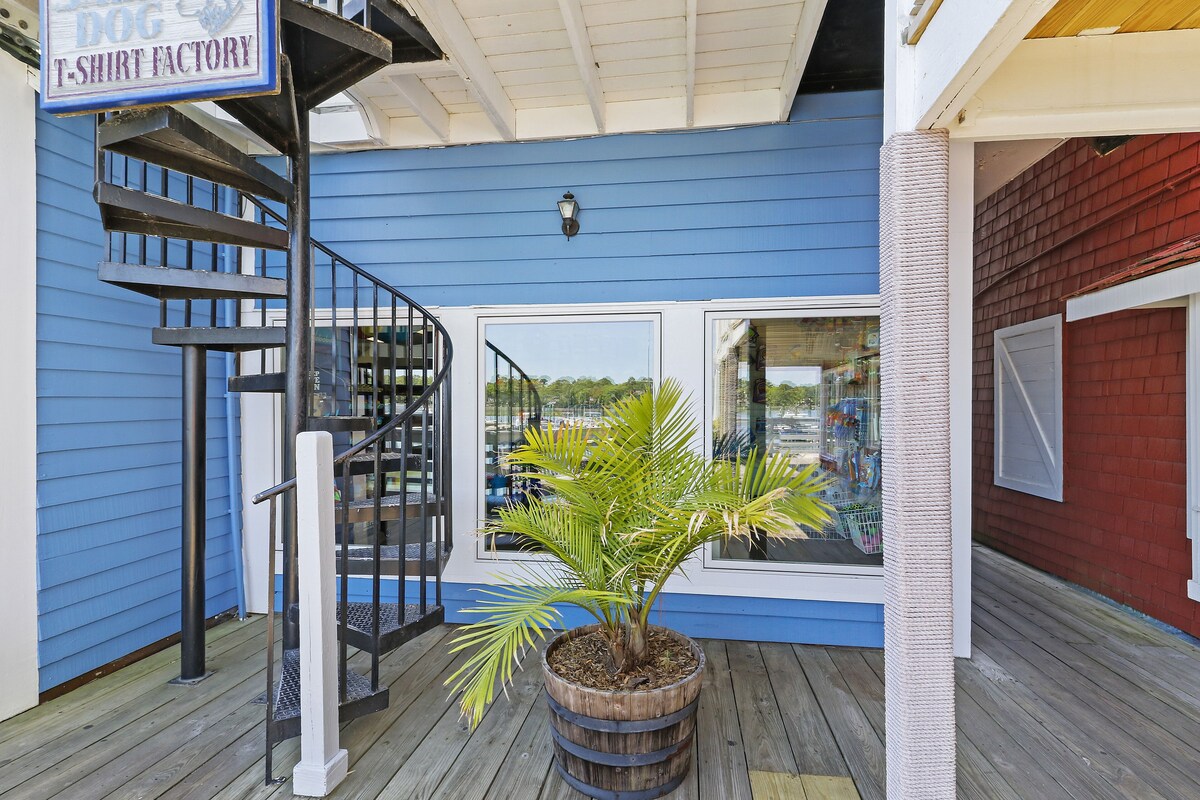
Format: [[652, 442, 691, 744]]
[[387, 60, 459, 78], [778, 0, 828, 121], [557, 0, 605, 132], [949, 29, 1200, 140], [901, 0, 1056, 131], [388, 74, 451, 142], [685, 0, 697, 127], [346, 89, 397, 146], [405, 0, 516, 140]]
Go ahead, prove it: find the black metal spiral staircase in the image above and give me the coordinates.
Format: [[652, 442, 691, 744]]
[[90, 0, 450, 784]]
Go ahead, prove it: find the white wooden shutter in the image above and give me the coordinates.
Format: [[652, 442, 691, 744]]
[[994, 315, 1064, 501]]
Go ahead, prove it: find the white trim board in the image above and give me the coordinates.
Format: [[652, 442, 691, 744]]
[[1066, 260, 1200, 322], [0, 53, 42, 720]]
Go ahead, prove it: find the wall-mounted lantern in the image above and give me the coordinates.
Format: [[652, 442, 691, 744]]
[[558, 192, 580, 239]]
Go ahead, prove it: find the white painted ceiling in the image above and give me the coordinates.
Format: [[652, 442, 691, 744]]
[[305, 0, 826, 150]]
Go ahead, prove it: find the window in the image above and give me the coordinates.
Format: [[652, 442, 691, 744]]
[[708, 314, 883, 568], [480, 317, 657, 552], [993, 315, 1064, 501]]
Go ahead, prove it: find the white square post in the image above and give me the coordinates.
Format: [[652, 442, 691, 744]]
[[292, 431, 349, 797]]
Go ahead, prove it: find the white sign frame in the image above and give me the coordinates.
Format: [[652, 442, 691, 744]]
[[39, 0, 278, 114]]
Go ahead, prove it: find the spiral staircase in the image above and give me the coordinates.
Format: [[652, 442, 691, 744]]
[[90, 0, 451, 782]]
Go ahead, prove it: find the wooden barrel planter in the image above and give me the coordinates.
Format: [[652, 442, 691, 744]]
[[541, 624, 705, 800]]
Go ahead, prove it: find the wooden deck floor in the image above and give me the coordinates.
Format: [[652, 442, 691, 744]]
[[2, 546, 1199, 799]]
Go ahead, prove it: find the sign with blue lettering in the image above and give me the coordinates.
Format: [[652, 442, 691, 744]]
[[40, 0, 277, 114]]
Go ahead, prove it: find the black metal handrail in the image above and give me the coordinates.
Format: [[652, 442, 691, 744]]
[[94, 139, 453, 782], [246, 195, 453, 503]]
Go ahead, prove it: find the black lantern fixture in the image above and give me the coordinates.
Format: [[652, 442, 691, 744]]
[[558, 192, 580, 239]]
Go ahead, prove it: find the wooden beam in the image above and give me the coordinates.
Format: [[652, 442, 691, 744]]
[[778, 0, 828, 121], [345, 89, 396, 146], [405, 0, 516, 140], [387, 60, 458, 78], [557, 0, 605, 132], [902, 0, 1057, 131], [387, 74, 451, 142], [685, 0, 697, 127], [904, 0, 946, 45], [950, 28, 1200, 139]]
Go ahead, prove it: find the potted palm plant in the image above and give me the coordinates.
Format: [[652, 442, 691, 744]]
[[446, 380, 830, 799]]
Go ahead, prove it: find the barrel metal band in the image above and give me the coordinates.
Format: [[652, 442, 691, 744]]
[[554, 753, 689, 800], [544, 691, 699, 733], [550, 725, 694, 767]]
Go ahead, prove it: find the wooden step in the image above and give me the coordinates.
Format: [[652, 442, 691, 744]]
[[97, 107, 292, 203], [228, 371, 285, 393], [152, 326, 286, 352], [98, 262, 287, 301], [95, 183, 288, 250]]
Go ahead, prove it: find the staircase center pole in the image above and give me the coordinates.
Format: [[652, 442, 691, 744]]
[[282, 102, 313, 651], [179, 343, 207, 682]]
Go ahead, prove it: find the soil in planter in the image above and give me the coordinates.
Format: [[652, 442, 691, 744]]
[[548, 629, 700, 691]]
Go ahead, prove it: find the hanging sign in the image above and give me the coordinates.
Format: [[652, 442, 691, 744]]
[[39, 0, 278, 114]]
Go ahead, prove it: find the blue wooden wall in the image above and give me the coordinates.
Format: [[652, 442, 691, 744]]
[[308, 90, 882, 307], [35, 108, 239, 691]]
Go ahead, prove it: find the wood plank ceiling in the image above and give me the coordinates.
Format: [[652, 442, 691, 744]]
[[307, 0, 830, 149], [1027, 0, 1200, 38]]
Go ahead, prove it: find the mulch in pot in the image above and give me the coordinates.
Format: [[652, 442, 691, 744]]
[[547, 629, 700, 692]]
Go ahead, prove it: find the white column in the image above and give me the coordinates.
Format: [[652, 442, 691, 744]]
[[948, 139, 974, 658], [0, 53, 42, 721], [292, 431, 349, 797], [879, 128, 956, 798]]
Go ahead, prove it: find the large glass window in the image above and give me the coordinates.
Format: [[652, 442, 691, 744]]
[[710, 315, 882, 568], [482, 318, 656, 551]]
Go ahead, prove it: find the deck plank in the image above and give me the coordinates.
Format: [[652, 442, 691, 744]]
[[793, 647, 884, 800], [383, 651, 543, 800], [0, 623, 268, 799], [956, 650, 1163, 800], [482, 688, 556, 799], [727, 642, 800, 776], [974, 627, 1200, 799], [694, 640, 753, 800], [4, 547, 1200, 800], [758, 643, 849, 779], [0, 618, 264, 760]]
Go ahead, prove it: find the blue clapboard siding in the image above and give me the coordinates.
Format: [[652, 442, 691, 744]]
[[307, 90, 882, 307], [35, 108, 239, 691], [322, 578, 883, 648]]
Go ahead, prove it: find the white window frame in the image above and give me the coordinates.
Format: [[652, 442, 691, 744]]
[[701, 305, 885, 578], [993, 315, 1064, 502], [473, 311, 663, 565]]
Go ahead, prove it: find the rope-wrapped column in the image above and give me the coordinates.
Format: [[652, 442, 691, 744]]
[[879, 128, 956, 798]]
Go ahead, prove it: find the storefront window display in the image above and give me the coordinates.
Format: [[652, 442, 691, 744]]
[[710, 315, 882, 567]]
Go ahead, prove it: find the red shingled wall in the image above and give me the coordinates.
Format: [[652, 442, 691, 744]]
[[973, 134, 1200, 636]]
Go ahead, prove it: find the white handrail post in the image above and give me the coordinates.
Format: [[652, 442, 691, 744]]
[[292, 431, 348, 797]]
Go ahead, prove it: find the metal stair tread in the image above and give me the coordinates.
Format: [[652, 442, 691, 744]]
[[97, 107, 292, 203], [279, 0, 392, 108], [95, 183, 288, 250], [337, 601, 426, 636], [153, 326, 286, 352], [335, 541, 451, 577], [258, 647, 389, 742], [308, 416, 374, 433], [228, 372, 286, 393], [98, 262, 287, 301]]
